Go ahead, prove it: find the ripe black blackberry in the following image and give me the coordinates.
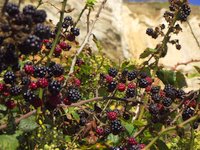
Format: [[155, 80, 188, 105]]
[[127, 71, 137, 81], [34, 24, 51, 40], [151, 94, 161, 103], [193, 121, 199, 129], [146, 28, 154, 36], [21, 76, 30, 85], [23, 90, 37, 103], [64, 16, 73, 21], [149, 103, 159, 115], [138, 78, 148, 88], [4, 71, 15, 84], [62, 16, 73, 28], [104, 127, 111, 135], [71, 28, 80, 36], [182, 107, 194, 121], [34, 66, 47, 78], [108, 68, 118, 77], [139, 72, 148, 78], [110, 120, 123, 135], [33, 10, 47, 23], [48, 80, 61, 96], [150, 86, 160, 94], [5, 3, 19, 16], [52, 64, 64, 77], [162, 97, 173, 107], [176, 89, 185, 99], [164, 84, 176, 100], [23, 5, 36, 16], [107, 81, 117, 92], [121, 69, 128, 77], [66, 87, 81, 103], [126, 88, 135, 98], [19, 35, 42, 55], [178, 4, 191, 21], [10, 86, 22, 96]]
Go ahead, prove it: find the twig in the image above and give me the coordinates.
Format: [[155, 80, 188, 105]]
[[171, 59, 200, 71], [74, 4, 87, 27], [68, 0, 107, 75], [87, 8, 91, 33], [187, 20, 200, 50], [0, 110, 36, 130], [134, 125, 149, 138]]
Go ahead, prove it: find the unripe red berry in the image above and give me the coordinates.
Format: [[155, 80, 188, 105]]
[[117, 83, 126, 92], [74, 78, 81, 87], [139, 144, 146, 149], [96, 128, 104, 136], [145, 85, 151, 92], [63, 98, 71, 105], [128, 137, 137, 145], [42, 39, 49, 43], [59, 41, 68, 49], [0, 83, 5, 92], [24, 65, 34, 74], [105, 75, 113, 83], [128, 82, 136, 89], [54, 46, 62, 55], [145, 76, 153, 85], [107, 111, 117, 121], [29, 82, 38, 90], [5, 100, 16, 109], [37, 78, 48, 88]]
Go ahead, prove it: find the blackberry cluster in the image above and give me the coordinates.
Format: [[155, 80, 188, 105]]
[[23, 90, 37, 102], [4, 71, 15, 84], [66, 87, 81, 103], [110, 120, 123, 135], [34, 24, 51, 40], [138, 78, 149, 88], [23, 5, 36, 16], [126, 88, 136, 98], [182, 107, 194, 121], [48, 80, 61, 96], [62, 16, 73, 28], [19, 35, 42, 55], [179, 3, 191, 21], [164, 84, 176, 100], [107, 81, 117, 92], [151, 94, 161, 103], [71, 28, 80, 36], [149, 103, 159, 115], [51, 64, 64, 77], [162, 97, 173, 107], [32, 10, 47, 23], [146, 28, 158, 39]]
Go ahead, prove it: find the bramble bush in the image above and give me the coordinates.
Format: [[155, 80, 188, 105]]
[[0, 0, 200, 149]]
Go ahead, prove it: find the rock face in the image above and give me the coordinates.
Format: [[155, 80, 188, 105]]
[[3, 0, 200, 90]]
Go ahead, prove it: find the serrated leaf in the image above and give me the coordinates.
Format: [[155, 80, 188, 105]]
[[156, 139, 169, 150], [194, 66, 200, 74], [71, 111, 80, 121], [0, 131, 22, 150], [19, 116, 38, 132], [132, 120, 147, 127], [156, 69, 176, 85], [0, 104, 6, 111], [140, 48, 156, 59], [176, 71, 187, 88], [121, 120, 135, 136], [107, 134, 119, 144], [121, 61, 130, 69]]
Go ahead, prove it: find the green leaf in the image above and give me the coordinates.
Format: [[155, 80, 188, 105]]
[[0, 104, 6, 111], [194, 66, 200, 74], [156, 69, 176, 85], [132, 120, 147, 127], [140, 48, 156, 59], [176, 71, 187, 88], [0, 131, 22, 150], [19, 116, 38, 132], [71, 111, 80, 121], [156, 139, 169, 150], [121, 61, 130, 69], [121, 120, 135, 136], [107, 134, 119, 144]]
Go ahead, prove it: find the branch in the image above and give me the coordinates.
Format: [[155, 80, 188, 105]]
[[171, 59, 200, 71], [0, 110, 36, 130], [68, 0, 107, 75]]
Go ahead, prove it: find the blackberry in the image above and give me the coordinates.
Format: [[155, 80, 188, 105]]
[[164, 84, 176, 99], [33, 10, 47, 23], [21, 76, 30, 85], [108, 68, 118, 77], [4, 71, 15, 84], [104, 127, 111, 135], [178, 4, 191, 21], [176, 89, 185, 99], [110, 120, 123, 135], [162, 97, 173, 107], [62, 20, 73, 28], [107, 111, 118, 121], [107, 81, 117, 92], [126, 88, 135, 98], [146, 28, 154, 36], [138, 78, 148, 88], [10, 86, 22, 96], [193, 121, 199, 129], [127, 71, 137, 81], [23, 5, 36, 16], [34, 66, 47, 78], [34, 24, 51, 40], [5, 100, 16, 109], [121, 69, 128, 77], [36, 78, 48, 88], [149, 103, 159, 115], [19, 35, 42, 55], [52, 64, 64, 77], [23, 90, 37, 102], [71, 28, 80, 36], [182, 107, 194, 121], [140, 72, 148, 78], [5, 3, 19, 16], [150, 86, 160, 94], [48, 80, 61, 96], [64, 16, 73, 21], [151, 94, 161, 103], [123, 113, 130, 120], [79, 117, 87, 126], [66, 87, 81, 103], [45, 42, 52, 49]]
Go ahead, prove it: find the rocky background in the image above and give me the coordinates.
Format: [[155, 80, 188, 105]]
[[2, 0, 200, 90]]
